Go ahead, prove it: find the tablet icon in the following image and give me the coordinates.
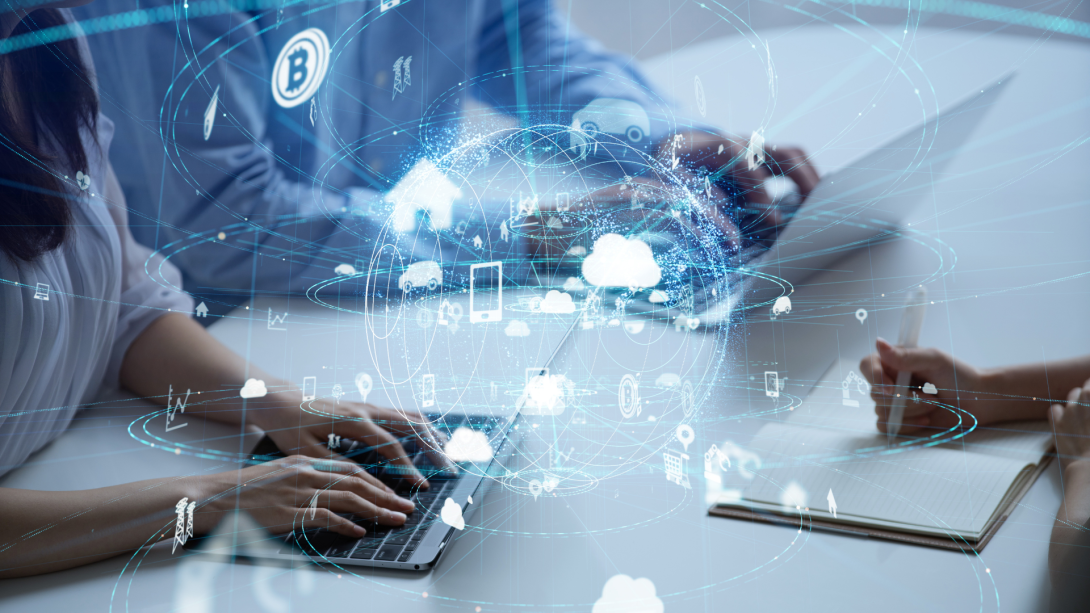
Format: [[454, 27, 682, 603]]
[[470, 261, 503, 323]]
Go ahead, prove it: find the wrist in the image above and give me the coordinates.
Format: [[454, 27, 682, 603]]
[[980, 367, 1051, 422]]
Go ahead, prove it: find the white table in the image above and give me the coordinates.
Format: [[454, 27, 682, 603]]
[[3, 24, 1088, 612]]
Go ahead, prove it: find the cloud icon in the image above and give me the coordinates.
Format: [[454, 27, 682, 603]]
[[780, 481, 808, 511], [440, 497, 465, 531], [648, 289, 668, 303], [541, 290, 575, 314], [582, 234, 662, 289], [563, 277, 585, 292], [505, 320, 531, 337], [517, 374, 573, 416], [592, 574, 663, 613], [444, 427, 494, 463], [239, 378, 267, 399], [655, 373, 680, 388], [922, 382, 938, 395]]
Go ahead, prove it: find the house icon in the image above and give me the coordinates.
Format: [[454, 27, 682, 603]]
[[195, 302, 209, 318]]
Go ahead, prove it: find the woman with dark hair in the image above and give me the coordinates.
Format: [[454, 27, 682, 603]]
[[0, 3, 445, 578]]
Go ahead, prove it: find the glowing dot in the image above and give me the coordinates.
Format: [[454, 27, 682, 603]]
[[217, 232, 226, 240], [337, 574, 342, 578], [393, 130, 398, 135], [986, 568, 991, 573], [175, 448, 181, 455], [476, 608, 481, 612], [422, 592, 429, 598]]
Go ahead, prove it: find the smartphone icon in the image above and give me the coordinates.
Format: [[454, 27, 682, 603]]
[[470, 261, 503, 323], [764, 372, 779, 398], [302, 376, 317, 402], [422, 374, 435, 408]]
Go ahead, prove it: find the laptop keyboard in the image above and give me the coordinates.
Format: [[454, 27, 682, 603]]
[[283, 415, 502, 563]]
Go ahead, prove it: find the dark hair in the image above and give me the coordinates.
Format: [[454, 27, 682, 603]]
[[0, 8, 98, 263]]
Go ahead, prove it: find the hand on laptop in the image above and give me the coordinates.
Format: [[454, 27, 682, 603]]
[[253, 391, 453, 489], [860, 338, 991, 435], [200, 456, 417, 537], [1050, 381, 1090, 472], [659, 130, 819, 232]]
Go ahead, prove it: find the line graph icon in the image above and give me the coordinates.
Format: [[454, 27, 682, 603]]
[[267, 307, 288, 330], [166, 384, 191, 432]]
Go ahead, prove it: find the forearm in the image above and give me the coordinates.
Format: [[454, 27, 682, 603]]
[[984, 355, 1090, 422], [119, 313, 292, 431], [0, 476, 215, 577]]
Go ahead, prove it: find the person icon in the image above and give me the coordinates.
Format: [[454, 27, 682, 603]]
[[500, 220, 510, 242]]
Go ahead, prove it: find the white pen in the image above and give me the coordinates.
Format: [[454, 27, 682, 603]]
[[887, 286, 928, 440]]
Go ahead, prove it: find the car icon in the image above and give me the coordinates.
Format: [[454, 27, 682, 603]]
[[398, 260, 443, 292], [572, 98, 651, 145]]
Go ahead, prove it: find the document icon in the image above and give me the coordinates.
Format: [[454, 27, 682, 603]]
[[422, 374, 435, 408]]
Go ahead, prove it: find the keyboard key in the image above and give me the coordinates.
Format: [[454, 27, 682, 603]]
[[386, 532, 413, 545], [350, 547, 376, 560], [374, 546, 403, 561], [402, 541, 418, 553], [326, 545, 355, 558], [398, 551, 413, 562]]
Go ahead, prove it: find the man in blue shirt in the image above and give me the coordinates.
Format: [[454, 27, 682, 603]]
[[77, 0, 816, 295]]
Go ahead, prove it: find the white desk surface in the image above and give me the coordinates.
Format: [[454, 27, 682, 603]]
[[2, 24, 1088, 612]]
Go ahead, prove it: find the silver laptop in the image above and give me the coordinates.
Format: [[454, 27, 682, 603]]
[[199, 293, 580, 571], [697, 76, 1011, 321]]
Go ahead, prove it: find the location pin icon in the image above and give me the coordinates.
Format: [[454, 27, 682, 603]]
[[529, 479, 543, 501], [676, 424, 695, 452], [354, 372, 373, 402], [855, 308, 868, 325]]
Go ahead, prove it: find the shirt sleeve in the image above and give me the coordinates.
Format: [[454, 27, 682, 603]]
[[76, 2, 385, 294], [102, 161, 196, 389]]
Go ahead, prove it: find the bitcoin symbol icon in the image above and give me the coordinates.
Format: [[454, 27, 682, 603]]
[[286, 46, 308, 93], [272, 28, 330, 108]]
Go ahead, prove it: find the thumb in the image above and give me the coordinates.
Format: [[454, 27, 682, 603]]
[[1050, 404, 1064, 433]]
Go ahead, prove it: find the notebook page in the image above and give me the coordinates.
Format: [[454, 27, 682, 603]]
[[735, 422, 1032, 535]]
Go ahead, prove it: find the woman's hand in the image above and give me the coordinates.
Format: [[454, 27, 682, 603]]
[[1050, 381, 1090, 472], [200, 456, 417, 538], [859, 338, 990, 435], [253, 391, 452, 489]]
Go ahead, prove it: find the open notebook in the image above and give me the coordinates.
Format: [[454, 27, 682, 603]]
[[709, 361, 1054, 551]]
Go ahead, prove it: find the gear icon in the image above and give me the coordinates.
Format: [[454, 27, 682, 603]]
[[285, 46, 309, 93]]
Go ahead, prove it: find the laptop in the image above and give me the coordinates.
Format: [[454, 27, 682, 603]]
[[218, 302, 581, 571], [619, 76, 1012, 324]]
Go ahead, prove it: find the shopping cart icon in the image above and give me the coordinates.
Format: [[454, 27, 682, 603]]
[[663, 451, 691, 489]]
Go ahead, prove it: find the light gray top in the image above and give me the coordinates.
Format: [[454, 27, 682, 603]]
[[0, 75, 193, 475]]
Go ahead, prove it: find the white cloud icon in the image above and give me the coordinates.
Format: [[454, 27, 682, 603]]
[[504, 320, 531, 337], [780, 480, 808, 511], [648, 289, 668, 303], [440, 497, 465, 531], [922, 382, 938, 395], [443, 427, 494, 463], [592, 574, 663, 613], [517, 374, 572, 416], [582, 234, 661, 289], [541, 290, 575, 314], [563, 277, 585, 292], [239, 378, 267, 399]]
